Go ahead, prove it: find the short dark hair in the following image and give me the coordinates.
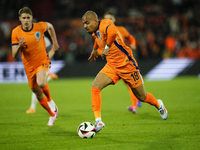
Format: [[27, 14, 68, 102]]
[[18, 7, 33, 16], [104, 11, 115, 18]]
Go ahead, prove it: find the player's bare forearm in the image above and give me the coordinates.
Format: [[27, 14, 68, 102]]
[[48, 49, 55, 59], [46, 22, 59, 51], [12, 45, 21, 58]]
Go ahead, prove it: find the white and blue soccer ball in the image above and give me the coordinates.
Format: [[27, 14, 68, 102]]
[[77, 122, 96, 138]]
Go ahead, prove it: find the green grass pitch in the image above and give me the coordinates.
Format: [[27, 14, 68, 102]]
[[0, 76, 200, 150]]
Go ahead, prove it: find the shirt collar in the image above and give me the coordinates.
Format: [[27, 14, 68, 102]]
[[21, 23, 33, 32], [92, 21, 100, 36]]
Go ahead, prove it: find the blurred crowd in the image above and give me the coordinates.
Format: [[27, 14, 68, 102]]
[[0, 0, 199, 63]]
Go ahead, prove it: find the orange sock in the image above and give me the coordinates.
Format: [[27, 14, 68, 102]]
[[128, 86, 137, 108], [144, 93, 160, 108], [91, 87, 101, 119], [39, 95, 55, 116], [41, 84, 52, 102]]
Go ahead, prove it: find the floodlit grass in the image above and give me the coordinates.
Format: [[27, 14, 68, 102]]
[[0, 76, 199, 150]]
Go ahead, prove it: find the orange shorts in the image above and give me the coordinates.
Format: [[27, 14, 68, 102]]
[[25, 60, 51, 89], [100, 63, 144, 88]]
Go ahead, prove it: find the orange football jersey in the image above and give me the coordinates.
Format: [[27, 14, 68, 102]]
[[11, 22, 49, 72], [92, 19, 138, 69]]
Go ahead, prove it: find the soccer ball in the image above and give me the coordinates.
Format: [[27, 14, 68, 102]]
[[77, 122, 96, 138]]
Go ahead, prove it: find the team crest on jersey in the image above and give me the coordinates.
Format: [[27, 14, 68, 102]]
[[96, 30, 101, 38], [35, 32, 41, 41]]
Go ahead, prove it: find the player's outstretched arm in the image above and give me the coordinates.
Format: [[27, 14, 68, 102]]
[[88, 48, 98, 61]]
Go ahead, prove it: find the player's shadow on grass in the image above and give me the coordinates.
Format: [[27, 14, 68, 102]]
[[134, 112, 162, 121], [45, 126, 78, 138]]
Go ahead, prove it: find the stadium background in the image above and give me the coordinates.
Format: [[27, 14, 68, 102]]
[[0, 0, 199, 80]]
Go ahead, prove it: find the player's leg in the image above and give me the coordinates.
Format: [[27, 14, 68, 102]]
[[92, 72, 113, 132], [92, 72, 113, 117], [26, 72, 58, 114], [32, 86, 57, 126], [131, 84, 168, 120], [32, 86, 52, 114], [127, 85, 138, 113], [36, 66, 58, 126], [37, 69, 58, 114], [40, 84, 58, 113], [26, 92, 37, 114], [92, 64, 120, 132]]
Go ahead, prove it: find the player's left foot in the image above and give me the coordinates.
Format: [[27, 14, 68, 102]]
[[49, 73, 58, 80], [47, 114, 58, 126], [127, 106, 137, 114], [26, 108, 36, 114], [157, 99, 168, 120], [95, 120, 105, 133]]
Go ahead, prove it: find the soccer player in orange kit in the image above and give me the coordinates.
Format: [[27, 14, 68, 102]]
[[11, 7, 59, 126], [26, 35, 59, 114], [82, 10, 168, 132], [102, 12, 142, 113]]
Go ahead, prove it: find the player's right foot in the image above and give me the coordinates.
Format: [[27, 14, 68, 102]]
[[49, 73, 58, 80], [26, 108, 36, 114], [127, 106, 137, 114], [95, 120, 105, 133], [47, 114, 58, 126], [157, 99, 168, 120]]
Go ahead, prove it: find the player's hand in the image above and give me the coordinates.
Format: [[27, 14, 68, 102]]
[[101, 48, 108, 59], [19, 38, 26, 47], [88, 49, 98, 61], [130, 45, 136, 50], [51, 43, 60, 52]]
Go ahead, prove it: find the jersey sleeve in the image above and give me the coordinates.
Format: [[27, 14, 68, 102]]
[[93, 41, 99, 49], [38, 22, 48, 33], [106, 25, 118, 45], [11, 28, 19, 46]]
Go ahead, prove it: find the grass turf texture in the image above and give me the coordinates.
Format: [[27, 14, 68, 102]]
[[0, 76, 199, 150]]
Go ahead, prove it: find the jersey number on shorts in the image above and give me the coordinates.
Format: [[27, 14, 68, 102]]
[[131, 72, 139, 81]]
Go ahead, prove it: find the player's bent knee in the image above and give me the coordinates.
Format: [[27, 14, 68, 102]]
[[37, 81, 46, 88], [91, 83, 101, 89], [136, 95, 146, 102]]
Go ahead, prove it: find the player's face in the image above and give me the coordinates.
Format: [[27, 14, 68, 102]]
[[19, 13, 33, 30], [82, 16, 98, 34], [104, 14, 116, 23]]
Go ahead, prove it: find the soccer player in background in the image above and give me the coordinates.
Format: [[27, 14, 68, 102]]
[[82, 10, 168, 132], [11, 7, 59, 126], [102, 12, 142, 113], [26, 34, 58, 114]]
